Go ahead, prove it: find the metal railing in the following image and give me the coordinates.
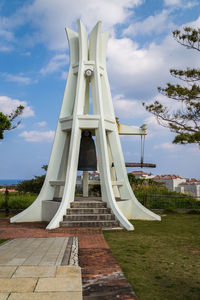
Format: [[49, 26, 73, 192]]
[[139, 194, 200, 209]]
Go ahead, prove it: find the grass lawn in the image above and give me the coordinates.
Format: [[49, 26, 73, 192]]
[[104, 214, 200, 300]]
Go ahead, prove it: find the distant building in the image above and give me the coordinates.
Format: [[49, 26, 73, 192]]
[[131, 171, 154, 179], [176, 179, 200, 198], [153, 174, 186, 191], [89, 171, 100, 180], [129, 171, 200, 198], [0, 188, 16, 192]]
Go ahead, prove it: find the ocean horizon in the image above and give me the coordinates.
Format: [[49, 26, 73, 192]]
[[0, 179, 24, 186]]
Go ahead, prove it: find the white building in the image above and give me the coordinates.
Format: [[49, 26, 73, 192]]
[[176, 179, 200, 198], [88, 171, 100, 181], [131, 171, 154, 179], [131, 171, 200, 198], [153, 175, 186, 191]]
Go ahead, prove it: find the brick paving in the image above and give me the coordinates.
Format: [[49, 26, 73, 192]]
[[0, 218, 137, 299]]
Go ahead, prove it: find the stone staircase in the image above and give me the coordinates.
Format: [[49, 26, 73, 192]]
[[60, 197, 120, 228]]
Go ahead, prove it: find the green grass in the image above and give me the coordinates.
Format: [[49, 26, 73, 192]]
[[0, 192, 36, 209], [104, 214, 200, 300]]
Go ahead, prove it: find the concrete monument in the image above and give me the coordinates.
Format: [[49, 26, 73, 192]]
[[11, 20, 161, 230]]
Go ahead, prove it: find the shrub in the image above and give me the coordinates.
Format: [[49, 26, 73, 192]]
[[163, 208, 176, 214], [0, 192, 36, 209], [17, 176, 45, 194], [127, 175, 200, 210], [187, 209, 200, 214], [16, 165, 47, 194]]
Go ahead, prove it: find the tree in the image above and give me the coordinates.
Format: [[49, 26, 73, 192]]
[[143, 27, 200, 146], [128, 173, 162, 187], [0, 105, 24, 139], [17, 165, 48, 194]]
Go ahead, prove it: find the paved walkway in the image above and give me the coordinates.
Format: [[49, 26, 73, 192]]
[[0, 238, 82, 300], [0, 219, 137, 299]]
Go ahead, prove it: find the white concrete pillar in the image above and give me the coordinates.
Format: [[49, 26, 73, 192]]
[[83, 171, 89, 197]]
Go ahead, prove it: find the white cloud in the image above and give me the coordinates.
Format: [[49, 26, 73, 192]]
[[123, 10, 173, 36], [0, 14, 17, 52], [19, 130, 55, 142], [0, 96, 34, 118], [37, 121, 47, 127], [2, 73, 31, 84], [0, 27, 14, 41], [142, 94, 178, 138], [186, 145, 200, 153], [0, 45, 12, 52], [113, 94, 146, 118], [154, 142, 180, 150], [107, 19, 200, 99], [186, 15, 200, 28], [22, 52, 31, 56], [61, 71, 68, 80], [145, 93, 185, 115], [107, 37, 167, 97], [164, 0, 182, 5], [143, 115, 169, 139], [164, 0, 198, 8], [153, 142, 200, 154], [0, 0, 142, 51], [40, 54, 68, 75], [16, 123, 25, 130]]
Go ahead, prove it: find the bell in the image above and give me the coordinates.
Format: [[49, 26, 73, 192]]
[[78, 130, 97, 171]]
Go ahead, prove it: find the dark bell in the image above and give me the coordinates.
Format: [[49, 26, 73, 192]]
[[78, 130, 97, 171]]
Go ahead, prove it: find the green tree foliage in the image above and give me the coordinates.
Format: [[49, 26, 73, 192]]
[[0, 105, 24, 139], [128, 173, 162, 187], [17, 165, 47, 194], [143, 27, 200, 146]]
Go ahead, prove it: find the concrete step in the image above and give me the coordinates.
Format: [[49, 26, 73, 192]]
[[70, 202, 107, 208], [74, 197, 102, 202], [61, 197, 121, 229], [67, 207, 111, 215], [53, 197, 62, 202], [63, 214, 115, 221], [60, 220, 119, 228], [52, 197, 103, 202]]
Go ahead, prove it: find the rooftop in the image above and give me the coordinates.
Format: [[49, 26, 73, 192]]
[[153, 174, 184, 180], [131, 171, 151, 176], [179, 181, 200, 186]]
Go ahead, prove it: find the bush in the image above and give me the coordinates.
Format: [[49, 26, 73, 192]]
[[0, 192, 36, 209], [128, 176, 200, 210], [163, 208, 176, 214], [17, 176, 45, 194], [16, 165, 47, 194], [187, 209, 200, 214]]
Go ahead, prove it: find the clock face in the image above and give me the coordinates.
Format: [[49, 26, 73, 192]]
[[85, 69, 93, 77]]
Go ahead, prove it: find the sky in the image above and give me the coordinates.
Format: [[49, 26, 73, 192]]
[[0, 0, 200, 180]]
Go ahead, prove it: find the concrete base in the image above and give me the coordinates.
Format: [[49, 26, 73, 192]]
[[42, 201, 60, 222]]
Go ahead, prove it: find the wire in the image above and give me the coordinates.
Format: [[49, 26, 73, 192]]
[[141, 135, 145, 167]]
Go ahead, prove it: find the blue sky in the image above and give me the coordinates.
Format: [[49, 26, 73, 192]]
[[0, 0, 200, 180]]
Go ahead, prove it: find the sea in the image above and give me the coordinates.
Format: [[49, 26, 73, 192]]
[[0, 179, 24, 186]]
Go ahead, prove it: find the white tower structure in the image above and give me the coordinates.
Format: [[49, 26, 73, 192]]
[[11, 20, 161, 230]]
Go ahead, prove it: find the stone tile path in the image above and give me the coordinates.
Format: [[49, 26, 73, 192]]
[[0, 238, 82, 300], [0, 219, 137, 299]]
